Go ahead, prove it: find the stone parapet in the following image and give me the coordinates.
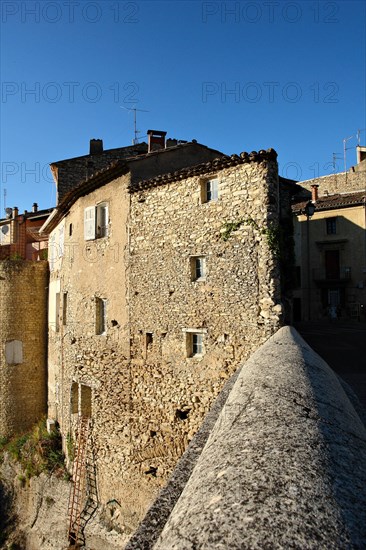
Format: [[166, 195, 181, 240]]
[[127, 326, 366, 549]]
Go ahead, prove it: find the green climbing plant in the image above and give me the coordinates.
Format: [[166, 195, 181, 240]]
[[221, 217, 281, 256]]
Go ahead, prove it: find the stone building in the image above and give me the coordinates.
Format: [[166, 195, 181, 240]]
[[41, 139, 288, 534], [292, 147, 366, 321], [0, 260, 48, 437], [0, 203, 52, 437], [49, 131, 220, 202]]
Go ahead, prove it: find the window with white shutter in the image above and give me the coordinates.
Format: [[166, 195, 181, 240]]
[[84, 206, 96, 240], [59, 224, 65, 257], [84, 204, 109, 240]]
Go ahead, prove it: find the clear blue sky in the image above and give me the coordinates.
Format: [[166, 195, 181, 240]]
[[1, 0, 365, 213]]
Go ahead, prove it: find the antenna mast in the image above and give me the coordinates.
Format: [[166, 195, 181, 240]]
[[343, 134, 354, 173], [120, 106, 149, 145], [332, 153, 341, 174]]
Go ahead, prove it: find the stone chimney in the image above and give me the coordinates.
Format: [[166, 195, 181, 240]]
[[89, 139, 104, 155], [12, 207, 19, 219], [147, 130, 167, 153], [32, 202, 38, 213], [311, 184, 319, 202]]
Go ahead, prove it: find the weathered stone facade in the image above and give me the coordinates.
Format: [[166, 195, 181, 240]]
[[45, 147, 285, 537], [0, 261, 48, 437], [297, 163, 366, 197]]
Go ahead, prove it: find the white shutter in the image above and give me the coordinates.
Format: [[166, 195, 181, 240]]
[[58, 224, 64, 257], [84, 206, 96, 240], [49, 232, 56, 271], [5, 340, 23, 365]]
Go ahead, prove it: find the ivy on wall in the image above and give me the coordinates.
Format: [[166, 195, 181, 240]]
[[220, 218, 281, 256]]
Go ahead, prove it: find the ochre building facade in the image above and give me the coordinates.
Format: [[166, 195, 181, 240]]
[[0, 261, 48, 437]]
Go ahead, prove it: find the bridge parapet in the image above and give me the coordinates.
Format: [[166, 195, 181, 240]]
[[127, 326, 366, 549]]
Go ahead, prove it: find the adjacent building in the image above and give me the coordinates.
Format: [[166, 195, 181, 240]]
[[0, 203, 51, 436], [292, 148, 366, 321], [0, 203, 52, 260]]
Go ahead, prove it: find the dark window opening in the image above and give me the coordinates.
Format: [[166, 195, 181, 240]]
[[326, 217, 337, 235], [71, 382, 78, 414], [63, 292, 67, 325], [80, 384, 92, 418], [295, 266, 301, 288], [325, 250, 340, 279]]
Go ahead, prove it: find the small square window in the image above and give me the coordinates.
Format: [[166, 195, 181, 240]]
[[186, 331, 205, 357], [326, 217, 337, 235], [96, 297, 107, 335], [190, 256, 206, 281], [201, 178, 218, 203]]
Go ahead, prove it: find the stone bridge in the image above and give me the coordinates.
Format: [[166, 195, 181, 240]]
[[126, 326, 366, 549]]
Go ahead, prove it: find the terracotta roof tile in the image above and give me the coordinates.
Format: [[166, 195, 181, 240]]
[[292, 191, 366, 213], [129, 148, 278, 192]]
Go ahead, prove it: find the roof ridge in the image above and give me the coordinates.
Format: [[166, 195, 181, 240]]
[[129, 148, 278, 192]]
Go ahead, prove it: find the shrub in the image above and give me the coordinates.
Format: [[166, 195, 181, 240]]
[[0, 418, 66, 482]]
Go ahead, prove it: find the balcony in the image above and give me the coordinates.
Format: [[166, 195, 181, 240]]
[[313, 266, 351, 283]]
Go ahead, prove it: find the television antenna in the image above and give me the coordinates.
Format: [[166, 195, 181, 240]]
[[343, 134, 354, 173], [332, 153, 342, 174], [120, 106, 149, 145]]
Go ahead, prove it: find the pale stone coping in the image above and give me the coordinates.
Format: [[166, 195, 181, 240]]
[[126, 326, 366, 549]]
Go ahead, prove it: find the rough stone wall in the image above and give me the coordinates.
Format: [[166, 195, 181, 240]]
[[46, 173, 144, 537], [47, 156, 284, 538], [123, 158, 282, 526], [0, 260, 48, 437], [152, 326, 366, 550], [298, 169, 366, 197]]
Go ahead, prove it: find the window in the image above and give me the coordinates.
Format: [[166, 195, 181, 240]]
[[71, 382, 78, 414], [96, 297, 107, 335], [59, 224, 64, 257], [5, 340, 23, 365], [201, 178, 218, 203], [55, 292, 60, 332], [49, 232, 56, 271], [80, 384, 92, 417], [144, 332, 153, 358], [84, 203, 109, 240], [71, 382, 92, 417], [326, 217, 337, 235], [184, 329, 206, 357], [62, 292, 67, 325], [190, 256, 206, 281], [192, 333, 203, 355], [295, 266, 301, 288]]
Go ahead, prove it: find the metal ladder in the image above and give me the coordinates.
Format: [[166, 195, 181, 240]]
[[67, 415, 90, 546]]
